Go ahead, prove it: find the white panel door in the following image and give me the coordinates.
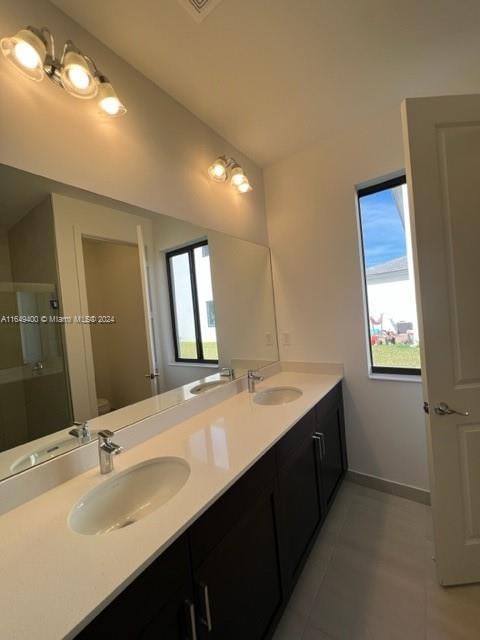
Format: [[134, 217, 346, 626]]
[[136, 225, 160, 395], [52, 194, 157, 420], [402, 94, 480, 585]]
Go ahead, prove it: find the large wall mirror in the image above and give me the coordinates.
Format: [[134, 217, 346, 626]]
[[0, 164, 279, 481]]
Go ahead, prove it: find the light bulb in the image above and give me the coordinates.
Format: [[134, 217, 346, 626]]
[[97, 81, 126, 116], [236, 180, 253, 194], [60, 49, 97, 99], [14, 41, 40, 69], [230, 165, 246, 187], [213, 164, 226, 178], [1, 28, 47, 81], [67, 64, 90, 90], [208, 156, 228, 182], [101, 97, 120, 115]]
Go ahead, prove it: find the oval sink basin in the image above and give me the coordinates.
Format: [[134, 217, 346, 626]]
[[254, 386, 303, 406], [190, 380, 228, 394], [11, 437, 80, 473], [69, 457, 190, 535]]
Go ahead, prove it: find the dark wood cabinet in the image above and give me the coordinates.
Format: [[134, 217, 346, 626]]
[[76, 534, 194, 640], [276, 408, 323, 587], [190, 450, 283, 640], [75, 382, 347, 640], [193, 491, 282, 640], [316, 384, 347, 512], [141, 593, 196, 640]]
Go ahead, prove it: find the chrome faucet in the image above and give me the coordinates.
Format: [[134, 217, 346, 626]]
[[220, 367, 235, 380], [98, 430, 123, 474], [69, 421, 91, 444], [247, 369, 264, 393]]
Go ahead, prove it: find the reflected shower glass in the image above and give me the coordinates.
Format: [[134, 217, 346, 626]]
[[0, 282, 72, 455]]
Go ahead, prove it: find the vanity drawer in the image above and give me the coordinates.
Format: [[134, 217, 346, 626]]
[[189, 447, 276, 567]]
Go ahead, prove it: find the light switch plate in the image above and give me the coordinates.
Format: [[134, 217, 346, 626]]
[[281, 332, 291, 347]]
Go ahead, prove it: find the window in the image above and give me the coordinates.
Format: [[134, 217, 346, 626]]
[[357, 175, 421, 376], [166, 240, 218, 363]]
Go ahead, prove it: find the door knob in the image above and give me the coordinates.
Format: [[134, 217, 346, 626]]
[[145, 372, 159, 379], [434, 402, 469, 417]]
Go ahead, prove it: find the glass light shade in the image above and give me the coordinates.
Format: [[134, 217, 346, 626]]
[[208, 157, 228, 182], [0, 28, 46, 81], [98, 81, 126, 116], [236, 179, 253, 194], [230, 165, 246, 187], [60, 50, 97, 99]]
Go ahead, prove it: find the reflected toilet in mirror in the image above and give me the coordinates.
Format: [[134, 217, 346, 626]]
[[0, 163, 279, 481]]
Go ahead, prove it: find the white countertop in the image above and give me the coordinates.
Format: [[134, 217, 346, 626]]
[[0, 370, 342, 640]]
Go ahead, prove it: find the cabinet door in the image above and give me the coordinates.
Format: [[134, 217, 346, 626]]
[[277, 430, 322, 585], [316, 384, 347, 509], [75, 535, 192, 639], [141, 593, 197, 640], [194, 490, 282, 640]]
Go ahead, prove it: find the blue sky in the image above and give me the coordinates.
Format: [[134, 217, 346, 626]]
[[359, 189, 406, 268]]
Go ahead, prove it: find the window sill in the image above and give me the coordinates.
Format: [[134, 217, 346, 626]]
[[368, 371, 422, 383], [167, 361, 219, 369]]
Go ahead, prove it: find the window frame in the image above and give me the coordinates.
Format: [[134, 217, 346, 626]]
[[166, 240, 218, 365], [357, 174, 421, 377]]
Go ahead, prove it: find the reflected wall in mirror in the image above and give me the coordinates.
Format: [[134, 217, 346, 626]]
[[0, 163, 279, 481]]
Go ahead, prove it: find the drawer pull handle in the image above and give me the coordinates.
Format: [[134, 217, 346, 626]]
[[185, 600, 198, 640], [199, 583, 213, 631]]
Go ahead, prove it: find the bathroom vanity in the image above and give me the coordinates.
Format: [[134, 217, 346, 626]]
[[75, 380, 346, 640], [0, 368, 345, 639]]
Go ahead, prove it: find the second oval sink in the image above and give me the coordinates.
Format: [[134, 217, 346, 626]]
[[69, 457, 190, 535], [190, 380, 228, 394], [254, 386, 303, 406]]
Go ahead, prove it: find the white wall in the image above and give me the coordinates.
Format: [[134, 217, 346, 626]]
[[265, 107, 429, 491], [0, 0, 267, 246]]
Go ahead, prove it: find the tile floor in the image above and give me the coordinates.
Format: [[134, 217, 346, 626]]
[[273, 481, 480, 640]]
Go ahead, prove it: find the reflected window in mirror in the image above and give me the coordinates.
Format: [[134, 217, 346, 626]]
[[166, 241, 219, 364]]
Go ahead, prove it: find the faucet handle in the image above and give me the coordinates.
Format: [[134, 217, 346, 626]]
[[98, 430, 115, 441], [69, 421, 90, 441]]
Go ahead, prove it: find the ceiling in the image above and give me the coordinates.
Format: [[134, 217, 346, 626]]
[[50, 0, 480, 166]]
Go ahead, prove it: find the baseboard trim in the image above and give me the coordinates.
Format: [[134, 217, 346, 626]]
[[346, 470, 430, 505]]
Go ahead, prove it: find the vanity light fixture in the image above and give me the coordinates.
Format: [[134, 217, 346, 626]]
[[59, 46, 97, 99], [0, 27, 49, 81], [208, 155, 253, 193], [1, 25, 126, 117], [208, 155, 229, 182]]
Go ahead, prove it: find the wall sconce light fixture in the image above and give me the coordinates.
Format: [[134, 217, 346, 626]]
[[1, 25, 126, 117], [208, 155, 253, 193]]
